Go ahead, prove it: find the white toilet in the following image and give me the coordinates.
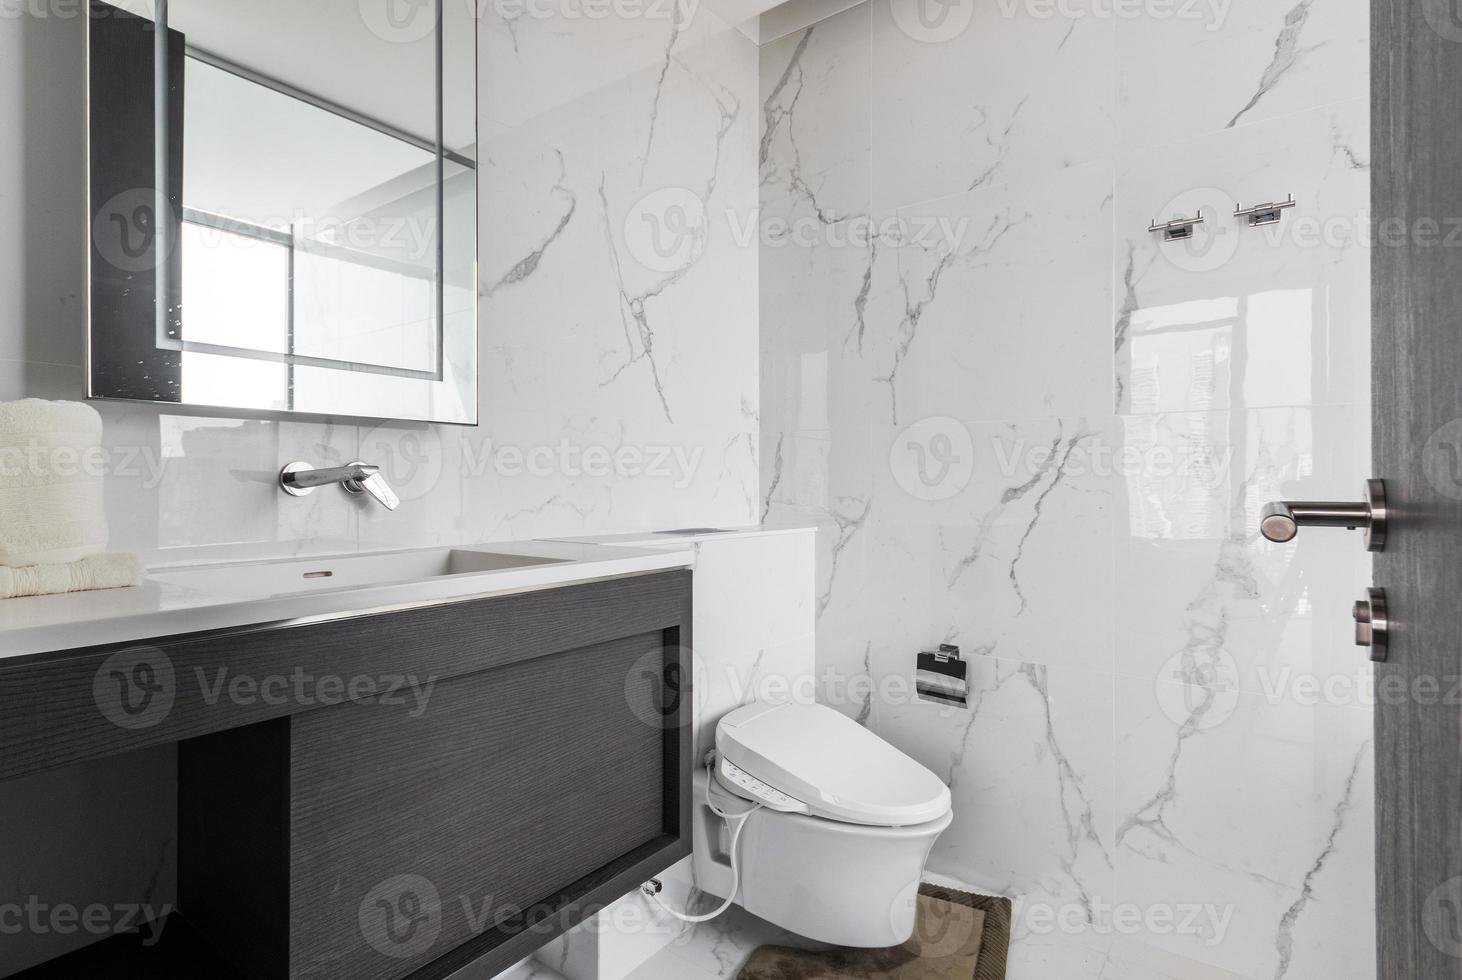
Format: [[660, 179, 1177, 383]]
[[691, 701, 953, 947]]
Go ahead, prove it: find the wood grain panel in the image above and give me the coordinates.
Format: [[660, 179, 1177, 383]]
[[1373, 1, 1462, 976], [0, 570, 691, 782], [288, 633, 670, 980]]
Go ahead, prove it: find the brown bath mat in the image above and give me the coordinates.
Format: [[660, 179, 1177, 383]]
[[737, 883, 1012, 979]]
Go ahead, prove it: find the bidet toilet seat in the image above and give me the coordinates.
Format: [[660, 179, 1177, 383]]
[[714, 701, 952, 827]]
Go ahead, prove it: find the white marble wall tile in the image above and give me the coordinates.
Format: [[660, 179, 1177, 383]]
[[1113, 676, 1373, 979], [755, 3, 882, 454], [480, 13, 761, 539], [859, 416, 1119, 671], [593, 27, 760, 409], [863, 162, 1116, 427], [761, 481, 883, 719], [758, 215, 882, 450], [1117, 0, 1368, 151], [1114, 99, 1369, 415], [758, 8, 883, 715], [471, 4, 764, 544], [759, 3, 872, 226], [868, 0, 1116, 214], [815, 513, 932, 721], [478, 0, 740, 137], [756, 205, 884, 588]]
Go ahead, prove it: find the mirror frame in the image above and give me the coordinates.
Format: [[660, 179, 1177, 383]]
[[82, 0, 480, 427]]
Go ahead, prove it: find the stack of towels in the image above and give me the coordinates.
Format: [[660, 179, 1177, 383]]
[[0, 399, 142, 599]]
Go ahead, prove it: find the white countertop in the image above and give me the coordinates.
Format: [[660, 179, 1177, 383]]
[[0, 540, 694, 661], [551, 523, 816, 548]]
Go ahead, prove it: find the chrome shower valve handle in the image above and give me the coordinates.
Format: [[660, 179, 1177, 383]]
[[1259, 479, 1386, 552]]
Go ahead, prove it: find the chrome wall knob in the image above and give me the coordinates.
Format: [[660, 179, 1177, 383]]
[[1259, 479, 1387, 552], [1353, 588, 1388, 662]]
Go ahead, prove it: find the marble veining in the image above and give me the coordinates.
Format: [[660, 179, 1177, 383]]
[[639, 1, 689, 183], [965, 97, 1028, 193], [876, 248, 960, 426], [1115, 681, 1226, 857], [760, 432, 785, 523], [818, 494, 872, 617], [484, 151, 577, 297], [1112, 242, 1151, 410], [760, 30, 839, 230], [602, 59, 743, 424], [1226, 1, 1316, 130], [1270, 745, 1365, 979], [880, 208, 1030, 425], [847, 240, 877, 355], [599, 178, 679, 424]]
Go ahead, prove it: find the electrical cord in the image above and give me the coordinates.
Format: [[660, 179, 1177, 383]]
[[643, 759, 763, 924]]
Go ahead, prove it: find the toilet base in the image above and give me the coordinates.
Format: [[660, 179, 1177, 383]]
[[690, 770, 953, 947]]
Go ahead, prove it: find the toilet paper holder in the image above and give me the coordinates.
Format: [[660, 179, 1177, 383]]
[[916, 644, 968, 708]]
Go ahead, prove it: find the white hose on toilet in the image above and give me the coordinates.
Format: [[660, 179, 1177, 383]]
[[643, 759, 763, 924]]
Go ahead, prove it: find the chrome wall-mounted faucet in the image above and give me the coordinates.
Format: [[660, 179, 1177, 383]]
[[280, 461, 400, 511]]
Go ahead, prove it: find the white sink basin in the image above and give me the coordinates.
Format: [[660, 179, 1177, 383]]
[[148, 548, 572, 599]]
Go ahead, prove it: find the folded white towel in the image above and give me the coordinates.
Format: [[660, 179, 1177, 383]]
[[0, 553, 142, 599], [0, 399, 110, 567]]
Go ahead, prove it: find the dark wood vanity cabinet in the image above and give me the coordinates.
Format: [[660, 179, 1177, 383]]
[[1, 570, 694, 980]]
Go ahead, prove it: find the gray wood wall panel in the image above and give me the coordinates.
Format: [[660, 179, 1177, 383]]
[[1373, 1, 1462, 976]]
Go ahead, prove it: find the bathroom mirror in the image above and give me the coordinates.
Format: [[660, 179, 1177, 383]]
[[85, 0, 478, 425]]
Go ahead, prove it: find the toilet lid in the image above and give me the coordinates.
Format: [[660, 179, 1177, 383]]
[[714, 702, 952, 827]]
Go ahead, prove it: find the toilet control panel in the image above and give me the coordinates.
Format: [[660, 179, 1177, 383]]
[[717, 757, 810, 814]]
